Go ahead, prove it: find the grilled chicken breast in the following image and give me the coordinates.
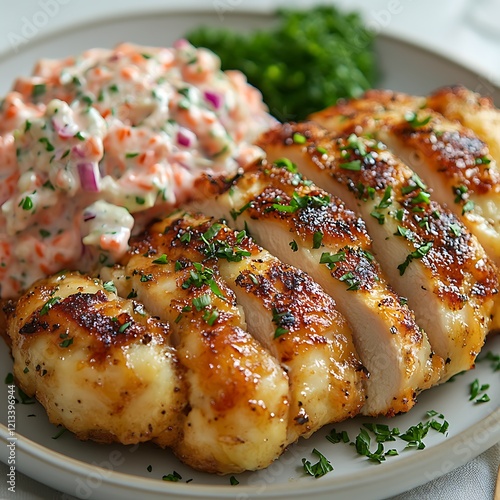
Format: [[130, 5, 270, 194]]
[[103, 227, 290, 474], [258, 122, 498, 379], [310, 90, 500, 275], [191, 162, 443, 416], [107, 212, 365, 453], [5, 272, 185, 445], [426, 85, 500, 168]]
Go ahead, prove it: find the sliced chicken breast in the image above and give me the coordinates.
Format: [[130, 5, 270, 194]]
[[191, 162, 444, 416], [6, 272, 185, 446], [108, 212, 365, 449], [258, 121, 498, 379], [310, 89, 500, 274], [102, 226, 291, 474], [426, 85, 500, 168]]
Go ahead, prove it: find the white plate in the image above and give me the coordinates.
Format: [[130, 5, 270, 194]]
[[0, 9, 499, 500]]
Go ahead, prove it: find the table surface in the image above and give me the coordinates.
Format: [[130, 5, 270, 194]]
[[0, 1, 499, 499]]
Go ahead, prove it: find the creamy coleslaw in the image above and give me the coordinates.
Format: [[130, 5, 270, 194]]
[[0, 40, 275, 298]]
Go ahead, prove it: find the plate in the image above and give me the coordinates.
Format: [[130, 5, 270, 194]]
[[0, 8, 499, 500]]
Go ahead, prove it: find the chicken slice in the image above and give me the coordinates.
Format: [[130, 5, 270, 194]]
[[426, 85, 500, 168], [258, 122, 498, 379], [310, 89, 500, 274], [123, 212, 365, 443], [5, 271, 185, 446], [191, 163, 444, 416], [102, 222, 291, 474]]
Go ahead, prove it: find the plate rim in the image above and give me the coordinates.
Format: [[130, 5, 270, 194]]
[[1, 407, 499, 499], [0, 6, 499, 500]]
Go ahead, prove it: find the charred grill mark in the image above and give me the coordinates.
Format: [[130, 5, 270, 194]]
[[393, 125, 497, 195], [322, 246, 380, 292], [234, 261, 341, 337]]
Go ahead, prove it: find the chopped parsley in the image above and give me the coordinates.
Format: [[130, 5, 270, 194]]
[[404, 111, 432, 128], [397, 241, 433, 275], [103, 281, 117, 293], [312, 231, 323, 249], [469, 378, 490, 404], [272, 308, 295, 338], [40, 296, 61, 316], [302, 449, 333, 478], [152, 254, 169, 265]]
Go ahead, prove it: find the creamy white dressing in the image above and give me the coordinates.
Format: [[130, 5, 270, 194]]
[[0, 41, 275, 298]]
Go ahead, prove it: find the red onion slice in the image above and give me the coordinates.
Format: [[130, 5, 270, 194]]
[[177, 127, 196, 148], [203, 90, 223, 110], [77, 162, 100, 192]]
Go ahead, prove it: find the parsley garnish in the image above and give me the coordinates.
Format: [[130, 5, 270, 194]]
[[162, 471, 182, 482], [140, 273, 153, 282], [272, 308, 295, 338], [302, 449, 333, 478], [152, 254, 169, 264], [103, 281, 117, 293], [289, 240, 299, 252], [405, 111, 432, 128], [469, 378, 490, 404], [397, 241, 433, 275], [40, 296, 61, 316], [340, 159, 362, 171], [312, 231, 323, 249]]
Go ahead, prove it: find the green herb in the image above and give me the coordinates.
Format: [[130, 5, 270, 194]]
[[229, 476, 239, 486], [411, 191, 431, 205], [340, 159, 362, 171], [180, 231, 191, 243], [370, 210, 385, 225], [362, 423, 400, 443], [39, 137, 55, 152], [397, 241, 433, 275], [118, 322, 131, 333], [405, 111, 432, 128], [462, 200, 475, 214], [109, 84, 119, 93], [162, 471, 182, 482], [193, 294, 211, 311], [59, 337, 73, 348], [147, 465, 152, 473], [475, 156, 491, 165], [103, 281, 117, 293], [126, 152, 139, 158], [39, 229, 51, 238], [312, 231, 323, 249], [40, 296, 61, 316], [230, 201, 252, 220], [402, 174, 427, 194], [453, 185, 468, 203], [20, 196, 33, 211], [293, 132, 307, 144], [272, 308, 295, 338], [326, 428, 350, 444], [302, 448, 333, 478], [152, 254, 169, 264], [289, 240, 299, 252], [395, 225, 414, 240], [32, 83, 46, 98], [375, 186, 392, 209], [272, 191, 330, 213], [320, 251, 346, 269], [52, 427, 67, 440], [449, 223, 462, 237], [74, 131, 85, 141], [24, 120, 32, 132], [127, 289, 138, 299], [140, 273, 153, 282], [202, 308, 219, 326], [203, 223, 222, 241], [339, 271, 360, 291], [469, 378, 490, 404], [188, 5, 377, 120], [354, 428, 387, 463]]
